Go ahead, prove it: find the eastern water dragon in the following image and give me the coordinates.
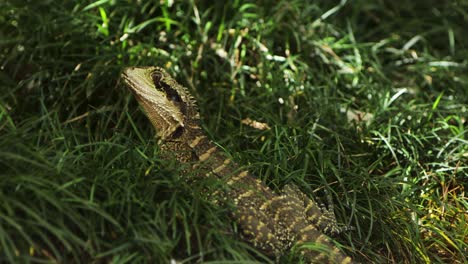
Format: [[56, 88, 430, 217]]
[[122, 66, 353, 263]]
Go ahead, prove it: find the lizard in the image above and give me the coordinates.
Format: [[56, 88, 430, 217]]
[[121, 66, 353, 264]]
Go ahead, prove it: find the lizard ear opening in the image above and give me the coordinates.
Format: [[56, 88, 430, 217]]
[[170, 126, 185, 139]]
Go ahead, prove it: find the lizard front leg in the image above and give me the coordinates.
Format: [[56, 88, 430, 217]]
[[262, 193, 353, 263], [282, 184, 350, 236]]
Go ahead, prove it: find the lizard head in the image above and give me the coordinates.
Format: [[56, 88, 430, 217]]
[[122, 66, 198, 141]]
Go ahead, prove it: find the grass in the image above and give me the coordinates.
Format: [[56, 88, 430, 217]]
[[1, 0, 467, 263]]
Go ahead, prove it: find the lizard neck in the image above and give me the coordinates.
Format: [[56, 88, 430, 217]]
[[162, 118, 236, 178]]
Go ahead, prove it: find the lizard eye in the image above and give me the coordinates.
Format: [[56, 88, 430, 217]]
[[151, 72, 163, 86], [170, 126, 185, 139], [151, 72, 183, 104], [151, 70, 187, 115]]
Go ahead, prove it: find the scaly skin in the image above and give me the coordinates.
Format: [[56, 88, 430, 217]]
[[122, 66, 353, 263]]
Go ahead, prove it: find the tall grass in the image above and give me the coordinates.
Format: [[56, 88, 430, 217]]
[[1, 0, 466, 263]]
